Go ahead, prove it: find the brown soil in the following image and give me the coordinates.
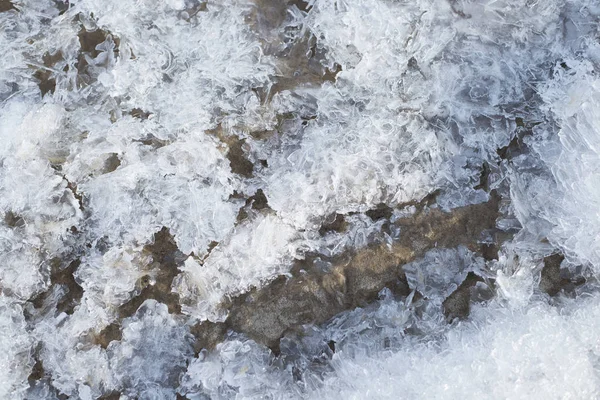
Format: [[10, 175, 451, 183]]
[[227, 194, 501, 349]]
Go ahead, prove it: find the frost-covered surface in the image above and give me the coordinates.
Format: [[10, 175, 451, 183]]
[[3, 0, 600, 398], [174, 214, 301, 321], [403, 246, 486, 304]]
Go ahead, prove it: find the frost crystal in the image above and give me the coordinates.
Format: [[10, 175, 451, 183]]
[[3, 0, 600, 398]]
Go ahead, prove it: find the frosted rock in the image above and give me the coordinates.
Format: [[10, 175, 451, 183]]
[[174, 214, 300, 321]]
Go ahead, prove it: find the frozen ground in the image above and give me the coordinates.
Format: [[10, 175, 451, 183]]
[[2, 0, 600, 398]]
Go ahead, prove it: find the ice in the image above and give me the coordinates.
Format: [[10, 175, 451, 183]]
[[34, 304, 114, 398], [174, 214, 301, 321], [310, 295, 600, 400], [73, 132, 240, 255], [108, 300, 193, 399], [180, 256, 600, 400], [0, 102, 81, 299], [511, 61, 600, 270], [76, 246, 149, 312], [181, 338, 294, 399], [0, 296, 34, 399], [403, 246, 486, 304], [4, 0, 600, 397]]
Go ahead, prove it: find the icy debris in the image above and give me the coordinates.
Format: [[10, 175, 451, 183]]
[[75, 135, 241, 255], [4, 0, 600, 397], [76, 246, 149, 312], [181, 276, 600, 400], [174, 214, 300, 321], [180, 337, 295, 400], [0, 102, 81, 299], [108, 300, 193, 399], [511, 62, 600, 270], [309, 293, 600, 400], [263, 98, 446, 229], [257, 0, 567, 229], [73, 0, 276, 132], [403, 246, 486, 304], [35, 303, 115, 398], [0, 296, 34, 399]]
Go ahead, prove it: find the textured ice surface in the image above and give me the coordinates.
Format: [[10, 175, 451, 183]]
[[512, 65, 600, 270], [108, 300, 194, 399], [3, 0, 600, 398], [403, 246, 486, 303], [179, 270, 600, 399], [0, 296, 33, 399], [174, 214, 301, 321]]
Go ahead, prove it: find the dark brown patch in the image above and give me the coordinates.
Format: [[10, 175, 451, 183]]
[[28, 357, 45, 383], [235, 189, 271, 223], [496, 134, 521, 160], [480, 242, 499, 261], [135, 134, 169, 149], [539, 253, 570, 296], [319, 213, 347, 235], [32, 51, 63, 97], [34, 70, 56, 97], [442, 272, 485, 321], [64, 177, 84, 211], [227, 194, 501, 348], [365, 203, 393, 221], [474, 162, 490, 191], [289, 0, 311, 12], [116, 227, 184, 320], [104, 153, 121, 173], [206, 125, 254, 178], [0, 0, 16, 12], [76, 23, 120, 87], [497, 118, 541, 160], [268, 36, 342, 98], [93, 322, 122, 349], [190, 321, 227, 355], [30, 259, 83, 315], [4, 210, 25, 228], [78, 27, 111, 58], [250, 189, 269, 210], [327, 340, 336, 353], [130, 108, 152, 120], [98, 392, 122, 400], [53, 0, 69, 15], [227, 138, 254, 178]]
